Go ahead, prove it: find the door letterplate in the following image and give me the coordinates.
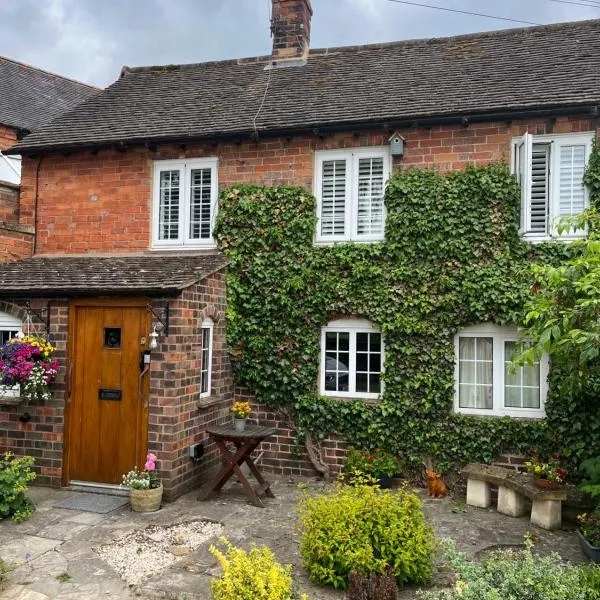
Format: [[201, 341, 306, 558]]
[[99, 388, 122, 401]]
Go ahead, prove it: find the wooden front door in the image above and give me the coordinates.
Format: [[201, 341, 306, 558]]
[[65, 300, 150, 485]]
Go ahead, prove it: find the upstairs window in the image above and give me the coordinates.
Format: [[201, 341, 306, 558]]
[[200, 318, 213, 398], [152, 158, 218, 249], [320, 319, 384, 400], [513, 132, 594, 241], [454, 324, 548, 418], [315, 148, 390, 243]]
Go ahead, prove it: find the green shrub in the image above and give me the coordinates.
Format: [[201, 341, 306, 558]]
[[209, 537, 307, 600], [0, 452, 36, 523], [298, 483, 435, 590], [579, 457, 600, 503], [579, 563, 600, 600], [419, 537, 589, 600]]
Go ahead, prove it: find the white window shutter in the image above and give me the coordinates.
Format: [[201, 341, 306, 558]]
[[188, 167, 212, 240], [557, 142, 587, 220], [516, 132, 533, 233], [529, 144, 550, 235], [356, 157, 385, 237], [320, 159, 347, 237], [158, 169, 181, 240]]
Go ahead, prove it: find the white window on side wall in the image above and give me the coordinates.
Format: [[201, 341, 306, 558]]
[[200, 318, 213, 397], [454, 323, 548, 418], [513, 132, 595, 242], [320, 319, 384, 400], [0, 311, 22, 398], [315, 148, 390, 244], [152, 158, 218, 249]]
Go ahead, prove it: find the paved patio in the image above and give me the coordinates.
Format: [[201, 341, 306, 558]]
[[0, 478, 587, 600]]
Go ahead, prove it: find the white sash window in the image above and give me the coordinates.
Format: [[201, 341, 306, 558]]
[[315, 148, 390, 243], [152, 158, 218, 249], [513, 132, 594, 242], [0, 311, 22, 398]]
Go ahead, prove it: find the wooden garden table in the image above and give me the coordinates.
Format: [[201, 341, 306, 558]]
[[198, 424, 276, 508]]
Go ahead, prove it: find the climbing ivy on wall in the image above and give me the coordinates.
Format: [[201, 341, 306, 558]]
[[215, 150, 600, 475]]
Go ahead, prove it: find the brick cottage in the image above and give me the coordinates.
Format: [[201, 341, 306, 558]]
[[0, 57, 97, 264], [1, 1, 599, 499]]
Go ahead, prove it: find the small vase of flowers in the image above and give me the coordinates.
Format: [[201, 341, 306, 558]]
[[524, 451, 566, 489], [122, 452, 162, 512], [231, 401, 252, 432], [0, 334, 58, 403]]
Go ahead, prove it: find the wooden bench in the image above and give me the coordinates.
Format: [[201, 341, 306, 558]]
[[462, 463, 567, 530]]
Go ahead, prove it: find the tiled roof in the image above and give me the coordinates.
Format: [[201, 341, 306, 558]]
[[10, 19, 600, 154], [0, 57, 99, 133], [0, 254, 228, 297]]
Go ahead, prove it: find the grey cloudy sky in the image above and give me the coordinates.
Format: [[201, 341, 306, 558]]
[[0, 0, 598, 88]]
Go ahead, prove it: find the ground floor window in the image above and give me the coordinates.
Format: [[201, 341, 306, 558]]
[[200, 318, 213, 397], [454, 323, 548, 418], [320, 318, 384, 400], [0, 310, 22, 397]]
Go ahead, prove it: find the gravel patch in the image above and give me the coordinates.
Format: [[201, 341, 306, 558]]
[[96, 520, 223, 585]]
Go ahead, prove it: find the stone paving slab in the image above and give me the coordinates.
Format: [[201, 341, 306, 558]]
[[0, 479, 589, 600]]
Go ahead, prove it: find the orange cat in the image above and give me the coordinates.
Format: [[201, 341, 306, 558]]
[[426, 469, 447, 498]]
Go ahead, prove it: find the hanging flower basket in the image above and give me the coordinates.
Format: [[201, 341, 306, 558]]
[[0, 335, 58, 403]]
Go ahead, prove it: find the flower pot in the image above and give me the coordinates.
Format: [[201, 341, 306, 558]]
[[130, 484, 163, 512], [234, 418, 247, 433], [534, 478, 562, 490], [577, 529, 600, 563], [377, 475, 394, 489]]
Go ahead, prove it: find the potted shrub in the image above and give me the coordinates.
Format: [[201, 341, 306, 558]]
[[122, 453, 162, 512], [344, 447, 401, 489], [231, 401, 252, 432], [0, 334, 58, 403], [577, 510, 600, 563], [523, 452, 566, 489]]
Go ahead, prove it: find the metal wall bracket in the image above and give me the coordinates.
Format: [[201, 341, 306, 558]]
[[23, 301, 51, 334], [147, 302, 170, 336]]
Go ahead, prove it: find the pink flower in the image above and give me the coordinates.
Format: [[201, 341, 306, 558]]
[[146, 453, 157, 462], [144, 460, 155, 471]]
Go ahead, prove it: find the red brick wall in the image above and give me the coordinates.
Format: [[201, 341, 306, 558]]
[[0, 125, 17, 152], [148, 268, 235, 500], [20, 115, 599, 256], [0, 180, 33, 263], [0, 299, 69, 486]]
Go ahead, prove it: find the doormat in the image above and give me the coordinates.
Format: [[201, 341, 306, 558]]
[[54, 493, 129, 513]]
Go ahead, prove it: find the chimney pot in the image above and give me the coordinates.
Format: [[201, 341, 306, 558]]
[[271, 0, 313, 62]]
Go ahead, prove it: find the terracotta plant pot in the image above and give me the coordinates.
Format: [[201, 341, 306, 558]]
[[130, 484, 163, 512], [234, 418, 246, 433], [577, 529, 600, 563], [534, 478, 562, 490]]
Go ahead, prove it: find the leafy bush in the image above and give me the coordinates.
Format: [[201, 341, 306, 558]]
[[344, 447, 402, 481], [419, 537, 589, 600], [0, 452, 36, 523], [348, 568, 398, 600], [298, 483, 435, 590], [209, 537, 306, 600], [579, 563, 600, 600], [579, 456, 600, 502]]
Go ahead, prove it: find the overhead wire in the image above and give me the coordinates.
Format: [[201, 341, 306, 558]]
[[383, 0, 542, 25], [540, 0, 600, 8]]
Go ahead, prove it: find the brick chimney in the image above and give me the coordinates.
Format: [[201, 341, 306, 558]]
[[271, 0, 313, 61]]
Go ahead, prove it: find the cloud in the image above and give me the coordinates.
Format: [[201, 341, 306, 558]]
[[0, 0, 597, 87]]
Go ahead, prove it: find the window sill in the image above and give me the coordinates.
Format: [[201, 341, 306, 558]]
[[521, 234, 585, 244], [197, 395, 222, 409], [455, 409, 546, 420], [323, 393, 381, 404], [314, 238, 384, 246], [0, 396, 24, 406], [152, 243, 217, 252]]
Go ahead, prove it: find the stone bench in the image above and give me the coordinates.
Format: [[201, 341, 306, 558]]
[[462, 463, 567, 530]]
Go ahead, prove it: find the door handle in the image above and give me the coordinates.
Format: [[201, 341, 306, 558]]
[[65, 359, 73, 404], [138, 364, 150, 408]]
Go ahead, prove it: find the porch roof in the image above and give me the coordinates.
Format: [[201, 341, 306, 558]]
[[0, 253, 228, 297]]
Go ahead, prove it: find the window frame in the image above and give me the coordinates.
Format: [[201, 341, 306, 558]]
[[320, 318, 384, 400], [512, 132, 595, 243], [152, 157, 219, 250], [454, 323, 548, 419], [0, 311, 22, 398], [200, 318, 213, 398], [314, 147, 391, 244]]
